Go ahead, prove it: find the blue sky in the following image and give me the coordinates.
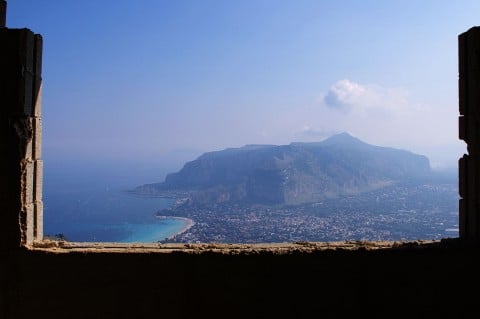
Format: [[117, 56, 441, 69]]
[[7, 0, 479, 170]]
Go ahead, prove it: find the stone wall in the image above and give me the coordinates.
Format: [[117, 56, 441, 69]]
[[459, 27, 480, 240], [0, 241, 477, 319], [0, 26, 43, 249]]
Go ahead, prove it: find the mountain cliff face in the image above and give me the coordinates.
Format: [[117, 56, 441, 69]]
[[136, 133, 431, 205]]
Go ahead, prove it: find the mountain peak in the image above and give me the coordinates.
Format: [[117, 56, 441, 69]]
[[320, 132, 366, 147], [136, 133, 431, 205]]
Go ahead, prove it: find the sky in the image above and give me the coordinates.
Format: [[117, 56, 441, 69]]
[[7, 0, 479, 171]]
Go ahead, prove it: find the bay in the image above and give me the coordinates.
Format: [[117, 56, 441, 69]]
[[43, 161, 183, 243]]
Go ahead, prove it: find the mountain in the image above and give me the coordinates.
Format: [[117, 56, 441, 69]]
[[135, 133, 431, 205]]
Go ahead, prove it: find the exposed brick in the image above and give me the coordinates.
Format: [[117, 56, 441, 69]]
[[34, 200, 43, 240], [22, 202, 35, 246], [22, 160, 34, 206], [33, 81, 42, 118], [33, 159, 43, 202], [21, 118, 33, 160], [32, 117, 42, 159], [32, 35, 42, 117]]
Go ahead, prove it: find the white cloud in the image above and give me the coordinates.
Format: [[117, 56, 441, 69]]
[[323, 79, 412, 116], [324, 79, 379, 109], [307, 79, 464, 168]]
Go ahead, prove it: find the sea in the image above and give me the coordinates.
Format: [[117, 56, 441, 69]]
[[43, 160, 185, 243]]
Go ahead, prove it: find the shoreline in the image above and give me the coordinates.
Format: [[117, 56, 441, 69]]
[[156, 215, 195, 241]]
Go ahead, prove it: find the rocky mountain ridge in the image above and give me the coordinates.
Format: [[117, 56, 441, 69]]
[[135, 133, 431, 205]]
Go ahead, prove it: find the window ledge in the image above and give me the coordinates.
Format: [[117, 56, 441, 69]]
[[28, 238, 458, 255]]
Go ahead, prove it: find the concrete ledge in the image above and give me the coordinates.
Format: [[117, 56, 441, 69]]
[[30, 238, 456, 255]]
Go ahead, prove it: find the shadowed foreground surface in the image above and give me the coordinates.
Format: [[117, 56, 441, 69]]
[[1, 240, 478, 318]]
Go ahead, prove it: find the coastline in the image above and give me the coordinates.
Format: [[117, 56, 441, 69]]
[[156, 215, 195, 241]]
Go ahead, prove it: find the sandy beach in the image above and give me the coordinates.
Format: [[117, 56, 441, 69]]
[[156, 216, 195, 240]]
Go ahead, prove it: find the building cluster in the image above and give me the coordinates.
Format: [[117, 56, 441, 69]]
[[161, 182, 459, 243]]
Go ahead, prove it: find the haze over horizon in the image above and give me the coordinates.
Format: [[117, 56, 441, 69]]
[[8, 0, 476, 171]]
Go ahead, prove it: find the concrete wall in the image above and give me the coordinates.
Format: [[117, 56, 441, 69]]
[[0, 242, 478, 319], [0, 27, 43, 250], [1, 19, 480, 319], [459, 27, 480, 240]]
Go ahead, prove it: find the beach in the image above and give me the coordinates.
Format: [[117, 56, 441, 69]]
[[157, 216, 195, 241]]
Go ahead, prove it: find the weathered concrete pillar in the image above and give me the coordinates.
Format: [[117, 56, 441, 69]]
[[458, 27, 480, 241], [0, 25, 43, 248]]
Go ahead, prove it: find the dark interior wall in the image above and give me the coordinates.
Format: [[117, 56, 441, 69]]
[[1, 243, 478, 319], [0, 26, 43, 250], [459, 27, 480, 240]]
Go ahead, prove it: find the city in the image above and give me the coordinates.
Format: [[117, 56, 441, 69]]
[[158, 181, 459, 243]]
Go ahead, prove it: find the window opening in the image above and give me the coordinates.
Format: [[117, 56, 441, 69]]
[[5, 1, 472, 245]]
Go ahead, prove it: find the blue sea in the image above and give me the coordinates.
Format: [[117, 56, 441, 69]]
[[43, 160, 185, 243]]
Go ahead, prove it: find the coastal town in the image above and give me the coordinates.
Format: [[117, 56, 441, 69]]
[[157, 181, 459, 243]]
